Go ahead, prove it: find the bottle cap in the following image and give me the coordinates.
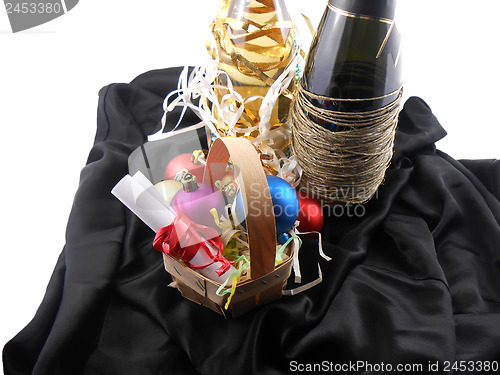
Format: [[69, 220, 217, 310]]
[[329, 0, 397, 21]]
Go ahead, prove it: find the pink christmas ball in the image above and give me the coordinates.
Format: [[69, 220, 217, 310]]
[[171, 183, 226, 230]]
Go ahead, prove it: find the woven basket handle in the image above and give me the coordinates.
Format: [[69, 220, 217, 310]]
[[203, 137, 276, 279]]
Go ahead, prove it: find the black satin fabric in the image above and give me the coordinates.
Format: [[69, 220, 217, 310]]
[[3, 67, 500, 375]]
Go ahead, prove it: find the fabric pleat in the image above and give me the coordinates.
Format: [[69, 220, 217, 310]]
[[3, 67, 499, 375]]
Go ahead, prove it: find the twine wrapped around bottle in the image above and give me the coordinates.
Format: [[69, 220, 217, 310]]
[[290, 83, 403, 204]]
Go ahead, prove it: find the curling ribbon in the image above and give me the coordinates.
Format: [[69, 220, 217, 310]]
[[210, 207, 233, 231], [282, 264, 323, 296], [289, 227, 331, 284], [225, 274, 241, 310], [216, 255, 251, 310], [295, 230, 332, 262], [153, 213, 234, 277], [275, 233, 302, 266]]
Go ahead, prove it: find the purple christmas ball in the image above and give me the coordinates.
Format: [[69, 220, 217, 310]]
[[171, 183, 226, 231]]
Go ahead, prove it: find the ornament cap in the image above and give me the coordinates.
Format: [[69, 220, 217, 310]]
[[222, 181, 237, 198], [191, 150, 206, 165], [174, 170, 200, 192], [277, 232, 290, 245]]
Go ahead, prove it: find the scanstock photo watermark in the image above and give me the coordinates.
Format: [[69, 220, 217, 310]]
[[3, 0, 78, 32], [289, 360, 499, 373]]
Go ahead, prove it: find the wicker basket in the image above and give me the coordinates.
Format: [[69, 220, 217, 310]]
[[162, 137, 295, 317]]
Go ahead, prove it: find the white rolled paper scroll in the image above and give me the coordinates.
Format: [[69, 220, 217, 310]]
[[111, 171, 236, 283]]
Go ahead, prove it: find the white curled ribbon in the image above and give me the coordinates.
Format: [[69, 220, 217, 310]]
[[149, 65, 218, 141], [149, 64, 265, 142], [285, 226, 331, 294], [220, 228, 249, 250], [149, 42, 305, 184], [291, 231, 302, 283], [282, 264, 323, 296], [295, 229, 332, 262], [149, 34, 307, 188], [260, 149, 303, 188], [254, 53, 299, 142]]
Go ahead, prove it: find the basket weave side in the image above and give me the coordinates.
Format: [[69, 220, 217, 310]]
[[163, 137, 295, 317]]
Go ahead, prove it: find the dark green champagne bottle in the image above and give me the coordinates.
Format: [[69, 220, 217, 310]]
[[303, 0, 402, 130]]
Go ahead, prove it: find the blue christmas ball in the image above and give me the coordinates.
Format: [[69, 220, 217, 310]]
[[232, 193, 246, 228], [232, 175, 299, 236], [266, 175, 299, 235]]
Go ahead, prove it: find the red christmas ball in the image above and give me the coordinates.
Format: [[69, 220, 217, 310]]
[[296, 195, 324, 235], [164, 153, 205, 182]]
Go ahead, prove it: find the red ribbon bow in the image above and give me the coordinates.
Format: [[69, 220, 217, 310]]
[[153, 213, 233, 277]]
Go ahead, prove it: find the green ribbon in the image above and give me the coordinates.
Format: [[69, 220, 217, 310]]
[[216, 234, 302, 298], [216, 255, 250, 297], [275, 234, 302, 266]]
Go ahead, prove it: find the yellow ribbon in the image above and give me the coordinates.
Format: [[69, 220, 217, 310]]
[[210, 208, 233, 231], [225, 273, 241, 310]]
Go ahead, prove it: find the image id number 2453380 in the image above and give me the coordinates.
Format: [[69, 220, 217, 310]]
[[5, 2, 63, 14]]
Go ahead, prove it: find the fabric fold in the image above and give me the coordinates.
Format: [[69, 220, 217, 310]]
[[3, 68, 499, 375]]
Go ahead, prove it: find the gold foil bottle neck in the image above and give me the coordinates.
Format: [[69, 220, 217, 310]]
[[210, 0, 297, 163]]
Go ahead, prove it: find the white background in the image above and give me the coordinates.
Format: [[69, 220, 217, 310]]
[[1, 0, 499, 369]]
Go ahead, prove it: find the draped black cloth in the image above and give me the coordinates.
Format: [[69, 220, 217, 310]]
[[3, 67, 500, 375]]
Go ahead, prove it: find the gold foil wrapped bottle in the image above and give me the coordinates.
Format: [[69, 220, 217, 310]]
[[209, 0, 296, 159]]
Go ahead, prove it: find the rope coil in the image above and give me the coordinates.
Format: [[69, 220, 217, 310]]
[[290, 83, 403, 204]]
